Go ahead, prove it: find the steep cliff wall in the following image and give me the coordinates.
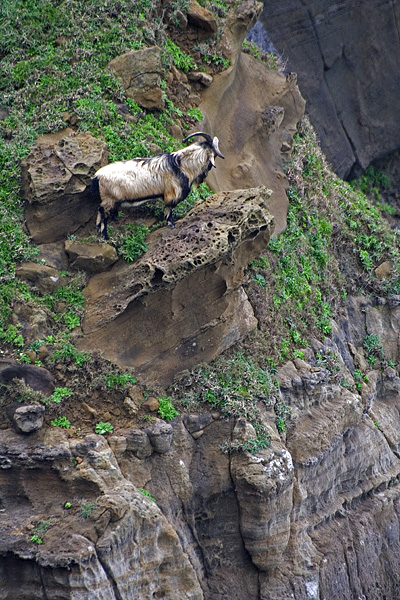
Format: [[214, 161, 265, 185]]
[[3, 295, 400, 599], [3, 1, 400, 599], [259, 0, 400, 178]]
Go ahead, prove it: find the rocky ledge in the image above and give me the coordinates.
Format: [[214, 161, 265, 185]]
[[79, 186, 274, 386]]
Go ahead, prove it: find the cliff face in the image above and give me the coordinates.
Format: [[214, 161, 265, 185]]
[[3, 1, 400, 599], [259, 0, 400, 178], [3, 296, 400, 599]]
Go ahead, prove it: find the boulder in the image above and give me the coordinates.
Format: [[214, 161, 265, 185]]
[[146, 419, 173, 454], [21, 132, 108, 243], [108, 46, 164, 110], [15, 262, 66, 294], [124, 428, 153, 459], [78, 186, 274, 386], [187, 0, 218, 33], [12, 404, 45, 434], [65, 240, 118, 273], [0, 363, 54, 395]]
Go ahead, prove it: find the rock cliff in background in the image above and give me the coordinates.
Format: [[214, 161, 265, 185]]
[[259, 0, 400, 178], [79, 187, 274, 386], [197, 0, 306, 234]]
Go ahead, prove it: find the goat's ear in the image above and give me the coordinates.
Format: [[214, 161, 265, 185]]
[[210, 155, 216, 167]]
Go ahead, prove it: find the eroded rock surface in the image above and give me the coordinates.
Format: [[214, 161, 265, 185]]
[[197, 0, 306, 234], [79, 186, 274, 385], [21, 132, 108, 243], [107, 46, 164, 110]]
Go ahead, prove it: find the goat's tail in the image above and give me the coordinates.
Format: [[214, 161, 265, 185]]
[[91, 176, 100, 200]]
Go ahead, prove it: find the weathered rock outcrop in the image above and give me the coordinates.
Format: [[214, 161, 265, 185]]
[[21, 132, 108, 243], [0, 430, 203, 599], [79, 186, 274, 386], [259, 0, 400, 178], [4, 292, 400, 599], [198, 0, 306, 234], [107, 46, 164, 110]]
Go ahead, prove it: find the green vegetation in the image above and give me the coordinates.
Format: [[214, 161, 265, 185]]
[[157, 397, 180, 421], [165, 38, 197, 73], [50, 387, 73, 404], [171, 352, 277, 452], [106, 371, 137, 389], [246, 117, 400, 365], [51, 416, 71, 429], [118, 223, 150, 263], [30, 535, 43, 545], [64, 502, 72, 509], [95, 421, 114, 434], [80, 501, 97, 518], [140, 489, 157, 503]]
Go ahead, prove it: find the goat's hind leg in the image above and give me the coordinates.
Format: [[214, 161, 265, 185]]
[[96, 206, 109, 240]]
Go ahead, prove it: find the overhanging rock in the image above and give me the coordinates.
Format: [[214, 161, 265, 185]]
[[79, 187, 274, 386]]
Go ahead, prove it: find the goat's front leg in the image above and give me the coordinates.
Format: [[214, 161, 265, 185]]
[[165, 205, 175, 229]]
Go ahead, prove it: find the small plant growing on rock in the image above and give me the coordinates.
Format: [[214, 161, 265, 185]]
[[95, 421, 113, 435], [51, 416, 71, 429], [51, 387, 72, 404], [119, 223, 149, 263], [106, 371, 136, 388], [139, 489, 157, 503], [157, 397, 179, 421], [30, 535, 43, 545], [80, 501, 97, 519]]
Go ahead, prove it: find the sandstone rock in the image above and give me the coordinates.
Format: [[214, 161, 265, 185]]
[[65, 239, 118, 273], [15, 262, 66, 293], [141, 396, 159, 412], [183, 413, 213, 433], [231, 436, 294, 572], [12, 301, 52, 345], [0, 428, 202, 599], [0, 363, 54, 395], [198, 0, 305, 234], [21, 132, 108, 243], [187, 0, 218, 32], [146, 419, 174, 454], [375, 260, 392, 280], [13, 404, 45, 434], [260, 0, 400, 177], [78, 187, 274, 386], [125, 427, 153, 459], [37, 242, 69, 270], [108, 46, 164, 110]]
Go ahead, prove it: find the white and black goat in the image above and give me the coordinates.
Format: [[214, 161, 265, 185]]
[[91, 132, 224, 239]]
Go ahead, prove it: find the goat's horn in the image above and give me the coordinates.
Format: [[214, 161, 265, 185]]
[[212, 136, 225, 159], [182, 132, 212, 144]]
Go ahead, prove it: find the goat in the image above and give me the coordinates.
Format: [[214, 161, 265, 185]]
[[91, 132, 224, 239]]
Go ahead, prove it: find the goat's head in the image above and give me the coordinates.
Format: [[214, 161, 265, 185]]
[[183, 132, 225, 168]]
